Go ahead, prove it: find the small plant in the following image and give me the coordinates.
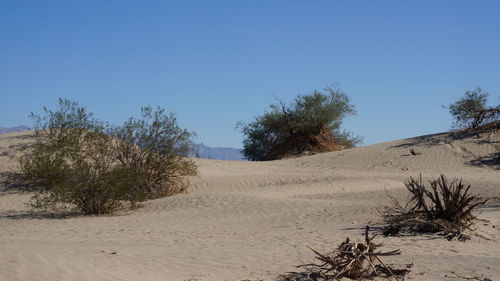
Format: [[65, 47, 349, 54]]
[[278, 226, 407, 281], [380, 175, 489, 240], [409, 148, 418, 156]]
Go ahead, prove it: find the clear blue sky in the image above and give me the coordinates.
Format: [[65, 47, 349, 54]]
[[1, 0, 499, 148]]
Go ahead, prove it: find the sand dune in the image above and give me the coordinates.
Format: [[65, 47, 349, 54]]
[[1, 130, 499, 281]]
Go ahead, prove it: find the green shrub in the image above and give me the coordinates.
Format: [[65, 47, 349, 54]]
[[20, 99, 197, 215], [19, 148, 69, 190], [238, 86, 360, 161], [110, 106, 197, 199], [448, 87, 499, 129]]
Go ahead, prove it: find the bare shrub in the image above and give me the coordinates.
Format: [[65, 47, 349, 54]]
[[278, 226, 408, 281], [380, 175, 489, 240]]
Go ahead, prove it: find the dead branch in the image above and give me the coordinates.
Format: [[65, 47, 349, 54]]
[[291, 226, 407, 280]]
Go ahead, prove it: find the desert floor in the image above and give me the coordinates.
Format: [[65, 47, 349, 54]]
[[1, 130, 499, 281]]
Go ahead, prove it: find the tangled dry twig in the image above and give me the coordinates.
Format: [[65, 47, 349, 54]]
[[279, 226, 407, 280]]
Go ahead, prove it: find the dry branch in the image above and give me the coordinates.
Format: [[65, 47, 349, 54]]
[[279, 226, 407, 280]]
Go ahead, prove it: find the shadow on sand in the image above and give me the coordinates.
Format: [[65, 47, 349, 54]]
[[0, 171, 33, 195], [391, 122, 499, 149], [466, 152, 500, 170], [0, 209, 76, 220]]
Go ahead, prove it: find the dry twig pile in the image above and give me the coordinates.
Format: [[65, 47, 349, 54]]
[[279, 226, 406, 281]]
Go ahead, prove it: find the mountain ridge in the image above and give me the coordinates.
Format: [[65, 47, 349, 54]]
[[0, 125, 245, 161], [0, 125, 30, 134]]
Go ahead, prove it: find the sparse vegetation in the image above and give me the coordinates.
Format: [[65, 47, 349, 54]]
[[448, 87, 500, 130], [20, 98, 197, 215], [380, 175, 489, 240], [238, 86, 360, 161]]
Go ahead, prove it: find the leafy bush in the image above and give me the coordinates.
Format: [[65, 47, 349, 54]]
[[20, 98, 197, 215], [110, 106, 197, 198], [448, 87, 500, 129], [380, 175, 489, 240], [238, 86, 360, 161]]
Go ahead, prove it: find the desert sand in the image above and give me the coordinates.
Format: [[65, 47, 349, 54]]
[[0, 130, 499, 281]]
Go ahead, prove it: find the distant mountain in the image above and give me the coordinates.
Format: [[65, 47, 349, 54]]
[[193, 144, 246, 161], [0, 125, 30, 134]]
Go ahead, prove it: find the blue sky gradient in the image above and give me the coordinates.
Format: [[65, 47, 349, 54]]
[[1, 0, 499, 147]]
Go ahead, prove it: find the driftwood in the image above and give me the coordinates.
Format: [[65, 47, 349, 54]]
[[279, 226, 406, 281]]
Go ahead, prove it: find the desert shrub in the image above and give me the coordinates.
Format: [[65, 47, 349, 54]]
[[448, 87, 500, 129], [238, 86, 360, 161], [21, 99, 106, 189], [109, 106, 197, 199], [380, 175, 489, 240], [19, 148, 70, 189], [20, 98, 196, 215]]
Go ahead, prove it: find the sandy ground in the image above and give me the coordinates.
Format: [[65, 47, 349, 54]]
[[0, 130, 499, 281]]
